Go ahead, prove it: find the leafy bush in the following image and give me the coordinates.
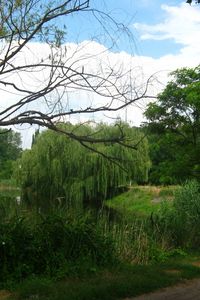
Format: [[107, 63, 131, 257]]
[[152, 181, 200, 248], [0, 217, 36, 282], [0, 211, 115, 285], [173, 180, 200, 247]]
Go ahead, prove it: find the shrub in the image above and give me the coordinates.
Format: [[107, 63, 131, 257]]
[[173, 180, 200, 247], [0, 211, 116, 285], [0, 216, 34, 282], [152, 181, 200, 249]]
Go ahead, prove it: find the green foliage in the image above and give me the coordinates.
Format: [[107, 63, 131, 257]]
[[106, 184, 200, 264], [0, 190, 20, 220], [0, 0, 67, 46], [153, 181, 200, 248], [106, 187, 161, 218], [110, 181, 200, 263], [0, 211, 115, 285], [144, 65, 200, 184], [106, 186, 177, 219], [2, 184, 200, 295], [14, 256, 200, 300], [0, 129, 21, 180], [173, 180, 200, 246], [16, 123, 150, 210]]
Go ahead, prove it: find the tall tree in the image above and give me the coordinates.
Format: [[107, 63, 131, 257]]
[[144, 65, 200, 184]]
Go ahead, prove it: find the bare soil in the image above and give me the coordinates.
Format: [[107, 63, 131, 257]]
[[0, 290, 12, 300], [125, 278, 200, 300]]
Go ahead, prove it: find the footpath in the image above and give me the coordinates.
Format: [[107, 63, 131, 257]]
[[126, 278, 200, 300]]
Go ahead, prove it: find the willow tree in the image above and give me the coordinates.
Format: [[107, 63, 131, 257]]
[[16, 123, 150, 210]]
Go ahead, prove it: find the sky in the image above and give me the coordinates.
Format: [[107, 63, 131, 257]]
[[1, 0, 200, 148], [63, 0, 200, 58]]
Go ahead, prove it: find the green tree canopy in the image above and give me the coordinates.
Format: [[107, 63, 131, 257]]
[[144, 65, 200, 184], [0, 129, 22, 180], [16, 123, 150, 210]]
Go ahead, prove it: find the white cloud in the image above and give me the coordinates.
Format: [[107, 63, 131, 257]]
[[1, 2, 200, 148], [1, 41, 152, 148], [134, 3, 200, 50]]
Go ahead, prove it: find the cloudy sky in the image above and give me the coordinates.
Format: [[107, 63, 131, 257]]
[[64, 0, 200, 59], [62, 0, 200, 124], [2, 0, 200, 148]]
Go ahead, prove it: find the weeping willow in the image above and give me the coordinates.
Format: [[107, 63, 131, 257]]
[[15, 123, 150, 210]]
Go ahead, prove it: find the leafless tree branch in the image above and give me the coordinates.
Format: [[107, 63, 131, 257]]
[[0, 0, 155, 150]]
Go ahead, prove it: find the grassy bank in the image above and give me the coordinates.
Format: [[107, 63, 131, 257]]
[[105, 185, 177, 218], [7, 255, 200, 300]]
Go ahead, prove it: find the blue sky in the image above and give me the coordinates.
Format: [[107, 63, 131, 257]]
[[59, 0, 198, 58]]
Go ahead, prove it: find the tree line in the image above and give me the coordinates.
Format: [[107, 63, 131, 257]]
[[1, 63, 200, 192]]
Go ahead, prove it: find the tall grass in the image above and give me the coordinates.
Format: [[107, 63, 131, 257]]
[[0, 210, 116, 286], [154, 180, 200, 248], [96, 208, 170, 265], [103, 182, 200, 264], [0, 206, 167, 287]]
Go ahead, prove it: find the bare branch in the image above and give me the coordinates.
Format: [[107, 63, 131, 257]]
[[0, 0, 155, 151]]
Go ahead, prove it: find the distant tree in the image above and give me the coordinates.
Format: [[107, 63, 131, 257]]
[[0, 129, 21, 180], [144, 65, 200, 184], [31, 129, 40, 147], [15, 123, 150, 210]]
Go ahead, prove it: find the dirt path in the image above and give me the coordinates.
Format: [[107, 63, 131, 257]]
[[125, 278, 200, 300]]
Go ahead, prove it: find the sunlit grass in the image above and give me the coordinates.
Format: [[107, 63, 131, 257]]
[[106, 186, 178, 217]]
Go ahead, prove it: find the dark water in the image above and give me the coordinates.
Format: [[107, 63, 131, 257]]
[[0, 186, 125, 221]]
